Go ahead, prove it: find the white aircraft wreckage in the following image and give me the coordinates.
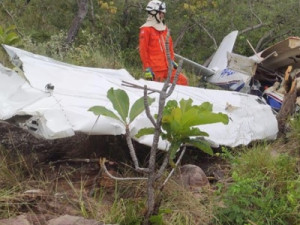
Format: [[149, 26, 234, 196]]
[[176, 31, 300, 112], [0, 44, 278, 149]]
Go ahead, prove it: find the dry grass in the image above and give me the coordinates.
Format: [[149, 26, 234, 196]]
[[1, 115, 299, 224], [162, 179, 213, 225], [0, 145, 214, 224]]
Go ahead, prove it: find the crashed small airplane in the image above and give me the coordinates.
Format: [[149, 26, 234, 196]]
[[0, 44, 278, 149], [176, 31, 300, 112]]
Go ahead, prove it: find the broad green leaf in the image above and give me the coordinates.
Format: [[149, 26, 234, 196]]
[[88, 106, 120, 121], [129, 96, 155, 123], [198, 112, 229, 125], [135, 127, 155, 138], [5, 25, 17, 33], [169, 119, 181, 134], [180, 127, 209, 137], [163, 100, 177, 116], [187, 139, 213, 155], [182, 111, 229, 127], [107, 88, 129, 122], [172, 107, 182, 123], [196, 102, 213, 112], [179, 98, 193, 113], [179, 108, 201, 127], [4, 32, 19, 45], [7, 38, 19, 45]]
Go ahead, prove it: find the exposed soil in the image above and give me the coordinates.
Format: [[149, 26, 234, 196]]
[[0, 121, 230, 224], [0, 121, 228, 177]]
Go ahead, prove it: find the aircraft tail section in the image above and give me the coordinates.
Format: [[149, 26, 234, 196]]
[[208, 31, 238, 71]]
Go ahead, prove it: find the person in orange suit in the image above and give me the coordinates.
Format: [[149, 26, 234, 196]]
[[139, 0, 188, 86]]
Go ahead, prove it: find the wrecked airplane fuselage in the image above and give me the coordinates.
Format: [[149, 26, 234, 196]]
[[0, 44, 278, 148]]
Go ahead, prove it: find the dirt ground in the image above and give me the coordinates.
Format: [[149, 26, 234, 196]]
[[0, 121, 229, 224]]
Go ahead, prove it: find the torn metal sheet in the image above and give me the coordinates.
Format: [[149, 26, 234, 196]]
[[0, 45, 278, 149], [258, 36, 300, 72]]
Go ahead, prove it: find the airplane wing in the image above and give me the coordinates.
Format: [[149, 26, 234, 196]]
[[0, 45, 278, 148], [174, 53, 215, 77]]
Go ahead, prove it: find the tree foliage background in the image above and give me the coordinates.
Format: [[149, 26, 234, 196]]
[[1, 0, 300, 75]]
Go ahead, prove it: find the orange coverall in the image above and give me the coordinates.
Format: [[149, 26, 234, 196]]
[[139, 26, 188, 85]]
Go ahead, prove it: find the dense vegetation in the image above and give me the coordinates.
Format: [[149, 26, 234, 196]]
[[1, 0, 300, 76], [0, 0, 299, 224]]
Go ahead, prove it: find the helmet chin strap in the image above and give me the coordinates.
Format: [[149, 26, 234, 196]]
[[149, 11, 165, 24]]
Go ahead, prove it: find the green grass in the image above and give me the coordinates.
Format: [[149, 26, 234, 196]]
[[214, 143, 300, 225]]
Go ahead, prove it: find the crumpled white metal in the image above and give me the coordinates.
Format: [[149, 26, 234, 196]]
[[0, 45, 278, 149]]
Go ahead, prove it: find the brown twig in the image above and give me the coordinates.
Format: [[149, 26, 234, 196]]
[[99, 158, 147, 181]]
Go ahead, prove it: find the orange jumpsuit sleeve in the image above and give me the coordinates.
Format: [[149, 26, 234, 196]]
[[139, 27, 150, 70]]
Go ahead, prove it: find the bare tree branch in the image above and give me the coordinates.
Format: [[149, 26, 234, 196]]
[[121, 81, 160, 127], [122, 81, 163, 94], [257, 30, 292, 51], [161, 146, 186, 188], [240, 1, 264, 35], [89, 0, 95, 25], [100, 158, 148, 181], [173, 23, 196, 49], [155, 151, 170, 180], [162, 30, 173, 92], [0, 2, 24, 37], [65, 0, 89, 46], [125, 126, 149, 173], [166, 60, 183, 98], [255, 30, 273, 51], [143, 86, 158, 128], [194, 20, 217, 49], [144, 30, 176, 223]]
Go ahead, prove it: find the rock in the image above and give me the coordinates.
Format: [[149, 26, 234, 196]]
[[47, 214, 103, 225], [0, 214, 117, 225], [178, 164, 210, 190], [0, 215, 31, 225]]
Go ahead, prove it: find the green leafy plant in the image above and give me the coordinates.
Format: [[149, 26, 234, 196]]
[[136, 99, 228, 166], [89, 86, 229, 224], [89, 87, 155, 127], [0, 25, 20, 45]]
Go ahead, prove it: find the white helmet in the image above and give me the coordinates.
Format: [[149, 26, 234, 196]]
[[146, 0, 166, 13]]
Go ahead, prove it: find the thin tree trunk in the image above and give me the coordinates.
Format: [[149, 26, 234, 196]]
[[277, 80, 297, 135], [65, 0, 89, 46]]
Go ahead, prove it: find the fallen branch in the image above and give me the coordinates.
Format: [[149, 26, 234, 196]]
[[99, 158, 148, 181], [50, 158, 99, 164]]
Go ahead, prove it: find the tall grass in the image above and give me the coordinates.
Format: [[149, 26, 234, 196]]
[[0, 146, 33, 218], [214, 143, 300, 225]]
